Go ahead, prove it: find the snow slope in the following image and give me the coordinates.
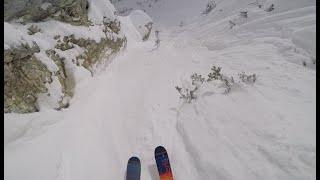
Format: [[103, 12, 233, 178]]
[[4, 0, 316, 180]]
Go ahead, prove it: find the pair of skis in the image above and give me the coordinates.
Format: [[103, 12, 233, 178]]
[[126, 146, 173, 180]]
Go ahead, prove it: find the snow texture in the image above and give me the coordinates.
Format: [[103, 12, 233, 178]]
[[4, 0, 316, 180]]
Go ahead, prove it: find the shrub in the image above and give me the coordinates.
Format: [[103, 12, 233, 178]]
[[238, 72, 256, 84], [191, 73, 205, 86], [175, 86, 198, 103], [207, 66, 222, 81], [175, 67, 257, 103]]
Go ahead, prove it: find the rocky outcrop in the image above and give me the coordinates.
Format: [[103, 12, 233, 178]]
[[57, 19, 126, 72], [4, 42, 52, 113], [4, 0, 127, 113], [45, 49, 73, 107], [4, 0, 90, 25], [75, 36, 126, 71]]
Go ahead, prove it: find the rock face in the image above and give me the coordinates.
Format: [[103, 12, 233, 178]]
[[4, 0, 90, 25], [4, 43, 52, 113], [4, 0, 127, 113]]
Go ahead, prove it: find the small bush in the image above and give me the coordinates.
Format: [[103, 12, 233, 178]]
[[191, 73, 205, 86], [175, 66, 257, 103], [207, 66, 222, 81], [207, 66, 234, 94], [175, 66, 235, 103], [238, 72, 256, 84], [175, 86, 198, 103]]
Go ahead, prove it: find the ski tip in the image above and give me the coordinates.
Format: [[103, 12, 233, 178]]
[[126, 156, 141, 180], [128, 156, 140, 164], [155, 146, 167, 154]]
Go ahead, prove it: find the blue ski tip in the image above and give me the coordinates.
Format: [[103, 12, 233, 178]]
[[126, 156, 141, 180], [128, 156, 140, 163], [155, 146, 167, 154]]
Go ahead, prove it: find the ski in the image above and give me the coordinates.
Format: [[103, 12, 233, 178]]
[[126, 156, 141, 180], [154, 146, 174, 180]]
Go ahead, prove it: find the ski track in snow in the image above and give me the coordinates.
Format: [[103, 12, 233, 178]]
[[4, 1, 316, 180]]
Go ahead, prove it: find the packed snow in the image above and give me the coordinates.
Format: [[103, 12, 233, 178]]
[[4, 0, 316, 180]]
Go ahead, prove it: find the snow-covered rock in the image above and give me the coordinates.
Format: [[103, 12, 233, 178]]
[[4, 0, 90, 25], [4, 0, 126, 113]]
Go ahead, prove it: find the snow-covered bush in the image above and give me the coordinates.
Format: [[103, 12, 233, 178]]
[[238, 72, 257, 84], [207, 66, 233, 94], [207, 66, 222, 81], [191, 73, 205, 87], [175, 66, 236, 103], [143, 22, 153, 41], [202, 1, 216, 15], [175, 73, 205, 103], [175, 86, 198, 103], [175, 66, 258, 102]]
